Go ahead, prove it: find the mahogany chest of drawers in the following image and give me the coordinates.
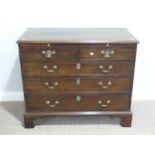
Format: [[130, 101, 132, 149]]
[[17, 28, 138, 128]]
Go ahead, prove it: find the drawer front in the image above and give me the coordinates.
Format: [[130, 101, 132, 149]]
[[20, 44, 136, 62], [24, 77, 131, 92], [79, 47, 135, 60], [22, 61, 134, 77], [26, 93, 130, 112], [20, 47, 77, 61]]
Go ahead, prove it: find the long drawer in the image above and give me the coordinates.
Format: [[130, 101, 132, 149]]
[[20, 44, 136, 61], [21, 61, 134, 77], [24, 76, 131, 92], [26, 93, 130, 112]]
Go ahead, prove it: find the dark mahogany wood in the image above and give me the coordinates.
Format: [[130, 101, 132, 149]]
[[25, 93, 130, 112], [24, 115, 36, 128], [24, 76, 131, 92], [21, 61, 134, 77], [18, 28, 138, 128], [17, 28, 139, 44], [120, 113, 132, 127], [20, 45, 136, 61], [24, 111, 132, 128]]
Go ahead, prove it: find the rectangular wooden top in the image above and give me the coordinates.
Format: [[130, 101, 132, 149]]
[[17, 28, 139, 44]]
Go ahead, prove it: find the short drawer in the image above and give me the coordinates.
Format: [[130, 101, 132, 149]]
[[22, 61, 134, 77], [80, 46, 135, 60], [20, 46, 77, 61], [26, 93, 130, 112], [24, 76, 131, 92], [19, 44, 136, 62]]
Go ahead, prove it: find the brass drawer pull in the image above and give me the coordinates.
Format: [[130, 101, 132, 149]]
[[98, 81, 112, 89], [100, 49, 115, 58], [45, 81, 59, 89], [42, 49, 56, 58], [97, 99, 111, 107], [89, 52, 94, 56], [76, 95, 81, 102], [43, 65, 58, 73], [76, 78, 81, 85], [99, 65, 113, 73], [47, 43, 51, 47], [45, 100, 59, 108], [76, 62, 81, 70]]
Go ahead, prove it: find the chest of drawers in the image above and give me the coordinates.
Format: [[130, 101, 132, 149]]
[[17, 28, 138, 128]]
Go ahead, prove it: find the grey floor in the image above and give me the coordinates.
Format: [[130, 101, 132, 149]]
[[0, 101, 154, 135]]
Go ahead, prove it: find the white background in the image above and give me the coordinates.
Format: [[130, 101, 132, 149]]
[[0, 0, 154, 153], [0, 136, 155, 155], [0, 0, 155, 101]]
